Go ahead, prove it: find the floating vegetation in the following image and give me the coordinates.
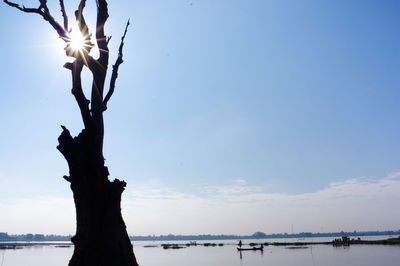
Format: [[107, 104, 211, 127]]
[[185, 241, 198, 247], [249, 242, 269, 246], [0, 246, 23, 250], [271, 242, 309, 246], [161, 244, 186, 249], [160, 242, 225, 249], [203, 243, 225, 247], [285, 246, 309, 249]]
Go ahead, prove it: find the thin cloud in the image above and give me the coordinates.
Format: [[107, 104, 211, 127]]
[[1, 174, 400, 235], [123, 173, 400, 235]]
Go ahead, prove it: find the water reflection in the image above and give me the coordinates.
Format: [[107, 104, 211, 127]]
[[1, 250, 5, 266], [1, 238, 400, 266], [310, 246, 316, 266]]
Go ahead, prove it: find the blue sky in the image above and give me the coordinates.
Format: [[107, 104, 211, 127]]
[[0, 0, 400, 235]]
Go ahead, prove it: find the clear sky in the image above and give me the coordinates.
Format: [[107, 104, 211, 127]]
[[0, 0, 400, 236]]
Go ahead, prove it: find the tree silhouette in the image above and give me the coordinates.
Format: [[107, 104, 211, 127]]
[[3, 1, 139, 265]]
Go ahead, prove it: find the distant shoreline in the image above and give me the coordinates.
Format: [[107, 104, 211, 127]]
[[1, 230, 399, 242], [131, 230, 400, 241]]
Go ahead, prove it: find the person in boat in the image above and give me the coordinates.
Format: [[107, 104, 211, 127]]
[[238, 240, 242, 247]]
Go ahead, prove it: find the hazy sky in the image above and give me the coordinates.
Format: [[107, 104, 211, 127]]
[[0, 0, 400, 236]]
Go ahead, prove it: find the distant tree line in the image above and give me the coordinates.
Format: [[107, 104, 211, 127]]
[[0, 232, 71, 242], [1, 230, 399, 242], [130, 230, 400, 241]]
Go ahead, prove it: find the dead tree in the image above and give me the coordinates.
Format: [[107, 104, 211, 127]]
[[3, 1, 139, 265]]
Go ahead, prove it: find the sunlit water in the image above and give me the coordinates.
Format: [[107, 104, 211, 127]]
[[1, 236, 400, 266]]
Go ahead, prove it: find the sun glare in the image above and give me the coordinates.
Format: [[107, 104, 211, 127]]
[[69, 30, 85, 51]]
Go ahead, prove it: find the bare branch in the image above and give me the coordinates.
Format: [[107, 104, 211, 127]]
[[4, 0, 68, 39], [87, 0, 110, 117], [3, 0, 19, 9], [4, 0, 94, 129], [75, 0, 88, 37], [72, 0, 94, 54], [103, 20, 130, 111], [3, 0, 98, 69], [96, 0, 110, 65], [59, 0, 68, 32], [64, 60, 92, 130]]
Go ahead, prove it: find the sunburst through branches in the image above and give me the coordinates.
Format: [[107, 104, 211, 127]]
[[68, 29, 86, 51]]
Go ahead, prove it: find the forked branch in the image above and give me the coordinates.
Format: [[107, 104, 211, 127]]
[[103, 20, 130, 110], [4, 0, 96, 65], [3, 0, 96, 129], [4, 0, 130, 129], [4, 0, 68, 38], [38, 0, 49, 14]]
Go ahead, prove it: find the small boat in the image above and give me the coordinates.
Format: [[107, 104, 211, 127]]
[[237, 246, 264, 251]]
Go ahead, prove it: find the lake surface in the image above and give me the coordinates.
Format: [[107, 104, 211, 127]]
[[1, 236, 400, 266]]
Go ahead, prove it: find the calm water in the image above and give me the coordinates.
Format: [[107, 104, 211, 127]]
[[1, 236, 400, 266]]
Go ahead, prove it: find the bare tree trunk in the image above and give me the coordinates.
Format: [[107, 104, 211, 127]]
[[58, 128, 139, 266]]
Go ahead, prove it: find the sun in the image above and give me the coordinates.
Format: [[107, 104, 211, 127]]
[[68, 30, 86, 51]]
